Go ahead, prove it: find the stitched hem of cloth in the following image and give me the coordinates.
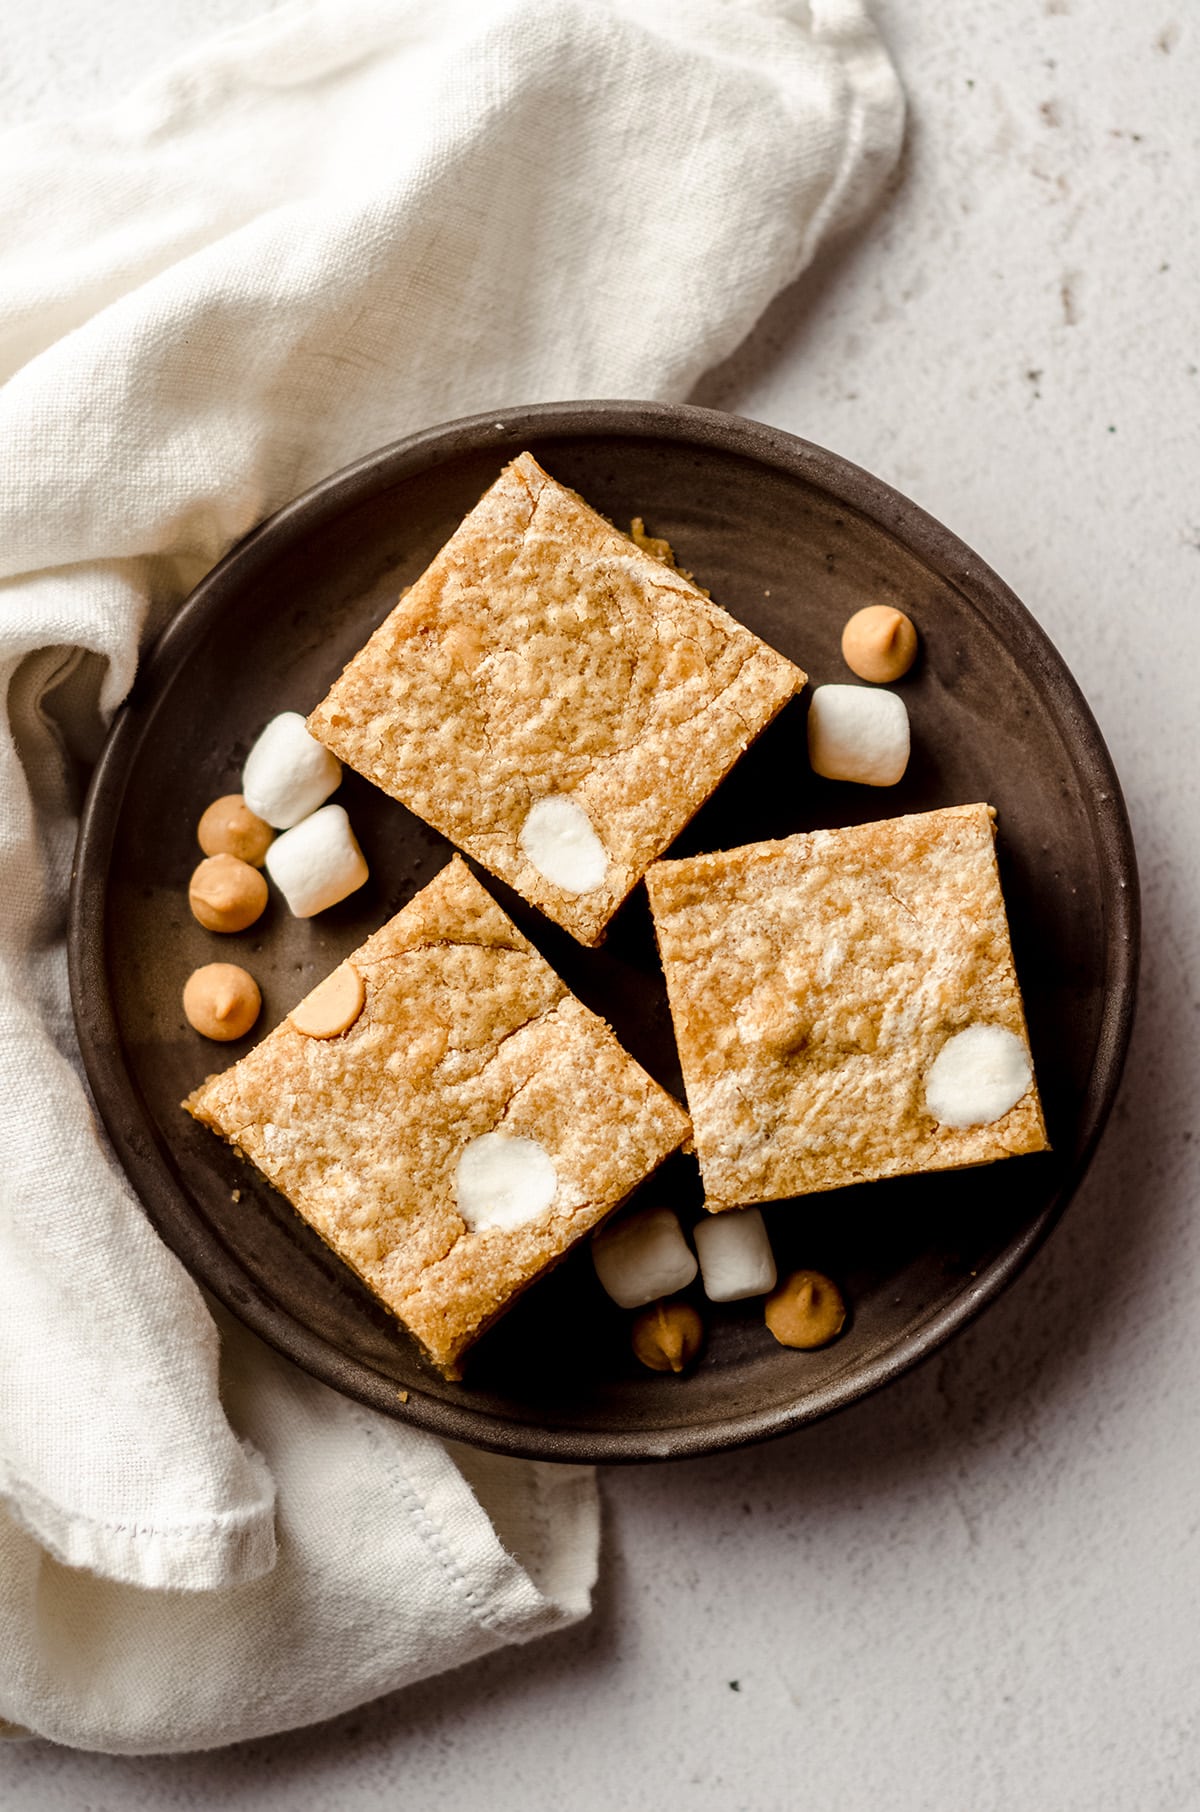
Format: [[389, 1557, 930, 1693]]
[[524, 1460, 599, 1622], [348, 1406, 599, 1643], [0, 1456, 277, 1591]]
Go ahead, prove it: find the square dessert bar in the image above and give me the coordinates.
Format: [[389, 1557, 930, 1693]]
[[645, 804, 1048, 1211], [185, 857, 690, 1377], [308, 452, 805, 946]]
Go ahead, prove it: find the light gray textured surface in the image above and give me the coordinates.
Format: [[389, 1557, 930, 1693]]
[[3, 1, 1198, 1807]]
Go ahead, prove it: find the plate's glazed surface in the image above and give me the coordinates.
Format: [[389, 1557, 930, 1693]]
[[69, 403, 1138, 1461]]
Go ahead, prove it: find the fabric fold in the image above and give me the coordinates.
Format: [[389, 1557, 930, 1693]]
[[0, 1314, 600, 1752]]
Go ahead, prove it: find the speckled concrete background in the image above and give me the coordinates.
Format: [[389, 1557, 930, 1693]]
[[2, 2, 1198, 1807]]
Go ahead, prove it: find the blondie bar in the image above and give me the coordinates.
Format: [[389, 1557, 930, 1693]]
[[645, 804, 1048, 1210], [185, 857, 691, 1376], [307, 453, 805, 946]]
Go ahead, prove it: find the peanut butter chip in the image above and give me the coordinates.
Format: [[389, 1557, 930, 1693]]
[[764, 1269, 846, 1350], [197, 794, 274, 866], [188, 854, 268, 933], [841, 605, 918, 683], [288, 963, 365, 1039], [631, 1299, 704, 1373], [183, 964, 261, 1041]]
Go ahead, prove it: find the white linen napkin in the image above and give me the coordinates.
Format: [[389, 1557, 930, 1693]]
[[0, 0, 902, 1752]]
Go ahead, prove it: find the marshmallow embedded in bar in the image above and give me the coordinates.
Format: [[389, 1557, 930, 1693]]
[[265, 804, 368, 917], [924, 1024, 1032, 1129], [693, 1207, 777, 1302], [455, 1133, 559, 1235], [519, 796, 609, 895], [807, 684, 910, 786], [243, 711, 342, 829], [591, 1206, 697, 1309]]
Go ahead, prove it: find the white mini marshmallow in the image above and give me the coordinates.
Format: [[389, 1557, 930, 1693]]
[[455, 1133, 558, 1234], [265, 804, 368, 917], [694, 1207, 777, 1303], [243, 711, 342, 828], [925, 1024, 1032, 1128], [591, 1207, 697, 1310], [807, 684, 910, 786], [519, 796, 608, 894]]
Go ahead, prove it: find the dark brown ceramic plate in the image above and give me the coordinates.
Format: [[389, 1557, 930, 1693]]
[[69, 402, 1138, 1462]]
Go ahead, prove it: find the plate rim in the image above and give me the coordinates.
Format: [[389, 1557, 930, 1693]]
[[68, 400, 1140, 1463]]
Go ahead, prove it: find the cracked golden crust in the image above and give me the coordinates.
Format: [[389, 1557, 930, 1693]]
[[184, 857, 690, 1375], [645, 805, 1048, 1210], [307, 453, 805, 946]]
